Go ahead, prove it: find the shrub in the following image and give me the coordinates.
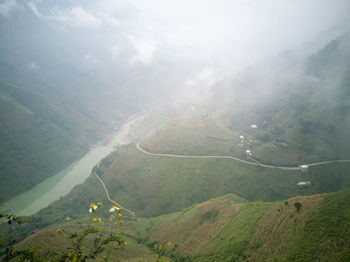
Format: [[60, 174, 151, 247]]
[[1, 202, 126, 261], [294, 202, 302, 212]]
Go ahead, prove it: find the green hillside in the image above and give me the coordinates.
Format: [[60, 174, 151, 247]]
[[11, 190, 350, 261], [20, 113, 350, 233], [213, 33, 350, 164], [0, 79, 100, 200], [15, 225, 170, 262], [131, 190, 350, 262], [2, 33, 350, 261]]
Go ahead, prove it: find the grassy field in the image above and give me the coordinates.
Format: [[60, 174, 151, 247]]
[[244, 194, 325, 261], [24, 113, 350, 228], [139, 112, 347, 167], [141, 115, 239, 156], [6, 111, 350, 260], [98, 144, 304, 217], [132, 194, 273, 262], [16, 223, 170, 262], [130, 190, 350, 262], [10, 190, 350, 261]]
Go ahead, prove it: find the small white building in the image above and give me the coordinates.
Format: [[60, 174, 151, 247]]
[[299, 165, 309, 173], [246, 149, 252, 156], [250, 124, 258, 129], [239, 135, 245, 143], [297, 181, 312, 187]]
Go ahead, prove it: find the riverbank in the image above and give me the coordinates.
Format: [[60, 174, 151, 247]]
[[3, 113, 146, 216]]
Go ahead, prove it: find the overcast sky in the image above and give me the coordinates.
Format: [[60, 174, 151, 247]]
[[1, 0, 350, 100]]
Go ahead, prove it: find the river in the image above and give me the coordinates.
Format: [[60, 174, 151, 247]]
[[3, 114, 145, 216]]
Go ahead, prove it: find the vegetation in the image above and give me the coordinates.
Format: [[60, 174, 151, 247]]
[[294, 202, 302, 212], [1, 203, 128, 261], [3, 179, 350, 261], [286, 190, 350, 261], [1, 7, 349, 262], [130, 190, 350, 261], [0, 80, 101, 200], [14, 110, 348, 235]]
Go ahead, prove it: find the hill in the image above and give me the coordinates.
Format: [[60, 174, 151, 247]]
[[2, 34, 350, 260], [206, 33, 350, 164], [131, 190, 350, 261], [19, 111, 350, 234], [14, 225, 170, 262], [0, 79, 104, 200], [12, 190, 350, 261]]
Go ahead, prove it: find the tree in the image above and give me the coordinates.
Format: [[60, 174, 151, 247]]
[[294, 202, 302, 212]]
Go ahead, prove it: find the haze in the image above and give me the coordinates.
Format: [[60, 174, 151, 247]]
[[1, 0, 349, 103], [2, 1, 350, 260]]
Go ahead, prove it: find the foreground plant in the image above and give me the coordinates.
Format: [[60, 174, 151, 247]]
[[1, 202, 126, 261]]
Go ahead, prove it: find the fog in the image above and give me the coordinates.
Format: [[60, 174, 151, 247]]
[[1, 0, 349, 108], [2, 1, 350, 249]]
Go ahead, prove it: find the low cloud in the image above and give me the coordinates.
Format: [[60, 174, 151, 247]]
[[0, 0, 17, 17], [126, 34, 157, 65], [102, 14, 121, 26], [110, 45, 123, 58], [28, 3, 101, 29], [182, 67, 224, 100], [185, 68, 222, 88], [84, 54, 99, 68], [27, 61, 38, 70]]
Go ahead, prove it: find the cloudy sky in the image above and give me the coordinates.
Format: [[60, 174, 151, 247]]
[[1, 0, 349, 100]]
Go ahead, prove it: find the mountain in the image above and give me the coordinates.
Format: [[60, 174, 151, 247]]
[[206, 33, 350, 162], [0, 79, 103, 200], [15, 110, 349, 234], [0, 2, 143, 200], [1, 26, 350, 261]]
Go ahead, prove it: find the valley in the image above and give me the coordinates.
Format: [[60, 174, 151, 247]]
[[3, 113, 146, 216], [2, 105, 350, 261], [1, 2, 350, 261], [3, 97, 348, 261]]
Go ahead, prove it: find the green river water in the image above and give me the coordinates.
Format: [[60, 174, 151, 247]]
[[3, 115, 143, 216]]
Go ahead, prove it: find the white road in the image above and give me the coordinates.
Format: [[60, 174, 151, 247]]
[[136, 143, 350, 171], [93, 114, 147, 219], [95, 120, 350, 219], [94, 171, 136, 218]]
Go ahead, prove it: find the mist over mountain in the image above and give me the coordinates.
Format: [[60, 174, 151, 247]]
[[2, 0, 349, 108], [202, 32, 350, 161], [1, 1, 350, 261]]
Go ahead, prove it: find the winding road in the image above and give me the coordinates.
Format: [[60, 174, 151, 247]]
[[136, 143, 350, 171], [92, 114, 147, 219], [94, 171, 136, 218], [308, 160, 350, 166], [93, 117, 350, 219]]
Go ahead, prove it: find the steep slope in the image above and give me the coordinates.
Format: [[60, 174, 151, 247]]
[[21, 112, 350, 236], [208, 33, 350, 163], [132, 190, 350, 262], [4, 34, 350, 259], [15, 225, 169, 262], [134, 193, 272, 261], [0, 79, 100, 200], [13, 190, 350, 261], [245, 190, 350, 261]]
